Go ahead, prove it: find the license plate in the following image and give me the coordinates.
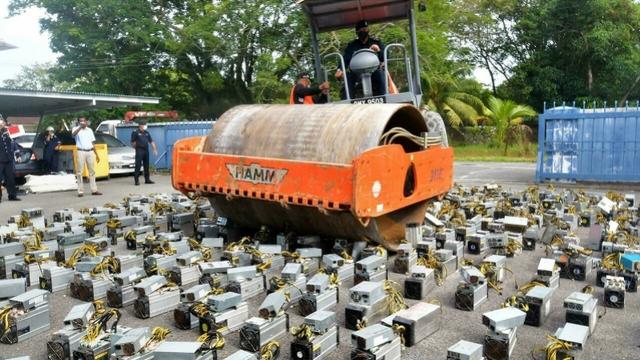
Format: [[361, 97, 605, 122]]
[[351, 96, 386, 104]]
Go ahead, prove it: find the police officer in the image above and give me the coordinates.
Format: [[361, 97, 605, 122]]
[[43, 126, 61, 174], [0, 117, 19, 201], [336, 20, 386, 98], [130, 120, 157, 185]]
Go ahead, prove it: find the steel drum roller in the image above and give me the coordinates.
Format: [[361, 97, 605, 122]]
[[200, 104, 432, 249]]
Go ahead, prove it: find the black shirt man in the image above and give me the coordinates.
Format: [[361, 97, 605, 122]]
[[130, 120, 158, 185], [337, 20, 386, 99], [0, 118, 19, 201]]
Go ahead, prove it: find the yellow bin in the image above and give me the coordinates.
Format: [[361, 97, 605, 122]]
[[59, 144, 110, 179]]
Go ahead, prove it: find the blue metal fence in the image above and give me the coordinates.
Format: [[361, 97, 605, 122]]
[[116, 121, 214, 169], [536, 103, 640, 183]]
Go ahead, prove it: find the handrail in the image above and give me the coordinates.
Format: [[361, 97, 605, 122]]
[[323, 52, 351, 101], [384, 43, 414, 97]]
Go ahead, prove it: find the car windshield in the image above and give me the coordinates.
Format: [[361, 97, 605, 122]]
[[16, 134, 36, 143], [95, 133, 126, 147]]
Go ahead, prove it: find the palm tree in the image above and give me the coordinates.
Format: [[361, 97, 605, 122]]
[[486, 97, 537, 154], [423, 73, 488, 128]]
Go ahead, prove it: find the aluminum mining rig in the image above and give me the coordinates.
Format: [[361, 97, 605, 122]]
[[0, 289, 51, 344], [344, 281, 386, 330], [404, 265, 436, 300], [350, 323, 401, 360], [290, 310, 339, 360], [195, 291, 249, 335], [298, 272, 338, 316], [133, 275, 181, 319], [239, 291, 289, 353]]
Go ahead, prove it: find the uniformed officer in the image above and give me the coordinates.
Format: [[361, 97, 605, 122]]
[[335, 19, 386, 98], [130, 120, 157, 185], [0, 117, 19, 201]]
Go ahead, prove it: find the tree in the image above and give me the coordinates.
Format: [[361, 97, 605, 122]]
[[2, 63, 74, 91], [498, 0, 640, 109], [486, 97, 536, 154], [423, 72, 489, 129]]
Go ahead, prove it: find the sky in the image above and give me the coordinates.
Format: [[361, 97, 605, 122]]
[[0, 0, 58, 83]]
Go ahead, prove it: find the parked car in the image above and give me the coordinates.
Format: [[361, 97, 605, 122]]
[[13, 133, 36, 149], [54, 131, 136, 175]]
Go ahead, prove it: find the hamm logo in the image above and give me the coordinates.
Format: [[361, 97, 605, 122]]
[[226, 164, 288, 185]]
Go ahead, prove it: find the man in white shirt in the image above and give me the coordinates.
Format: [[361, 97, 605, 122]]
[[72, 117, 102, 197]]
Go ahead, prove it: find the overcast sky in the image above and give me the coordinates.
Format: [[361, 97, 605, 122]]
[[0, 1, 495, 88], [0, 0, 58, 83]]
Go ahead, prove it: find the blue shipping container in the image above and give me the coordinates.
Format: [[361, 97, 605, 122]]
[[116, 121, 214, 169], [536, 106, 640, 183]]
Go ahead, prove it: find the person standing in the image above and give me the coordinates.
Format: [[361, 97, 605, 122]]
[[43, 126, 61, 174], [0, 118, 19, 202], [130, 120, 157, 185], [72, 117, 102, 197]]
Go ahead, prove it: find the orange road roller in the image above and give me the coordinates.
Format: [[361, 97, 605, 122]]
[[172, 104, 453, 249]]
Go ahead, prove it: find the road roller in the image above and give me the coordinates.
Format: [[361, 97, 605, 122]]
[[172, 0, 453, 249]]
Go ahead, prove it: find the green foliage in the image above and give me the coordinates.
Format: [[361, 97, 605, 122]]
[[486, 97, 537, 154], [424, 73, 489, 128]]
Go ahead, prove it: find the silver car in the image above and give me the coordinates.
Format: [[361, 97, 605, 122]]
[[94, 133, 136, 175]]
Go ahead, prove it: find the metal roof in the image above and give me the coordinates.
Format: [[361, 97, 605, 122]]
[[299, 0, 412, 32], [0, 87, 160, 116]]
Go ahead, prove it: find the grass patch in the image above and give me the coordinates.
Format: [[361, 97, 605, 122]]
[[452, 143, 537, 163]]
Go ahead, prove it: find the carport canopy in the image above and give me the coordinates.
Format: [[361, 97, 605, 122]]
[[0, 87, 160, 117]]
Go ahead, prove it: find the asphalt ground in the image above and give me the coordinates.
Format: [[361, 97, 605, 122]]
[[0, 163, 639, 360]]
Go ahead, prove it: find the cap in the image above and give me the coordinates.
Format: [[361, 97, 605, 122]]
[[297, 72, 311, 80], [137, 120, 147, 125], [46, 126, 54, 132], [355, 20, 368, 31]]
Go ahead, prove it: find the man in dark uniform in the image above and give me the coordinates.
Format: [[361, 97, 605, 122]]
[[0, 117, 19, 201], [43, 126, 61, 174], [336, 20, 386, 98], [289, 72, 330, 104], [130, 120, 157, 185]]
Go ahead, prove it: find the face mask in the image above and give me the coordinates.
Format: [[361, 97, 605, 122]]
[[357, 30, 369, 41], [143, 125, 148, 130]]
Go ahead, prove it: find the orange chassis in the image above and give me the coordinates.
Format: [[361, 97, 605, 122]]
[[172, 137, 453, 223]]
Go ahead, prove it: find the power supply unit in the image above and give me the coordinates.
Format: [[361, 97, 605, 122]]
[[239, 314, 289, 353], [113, 254, 144, 274], [596, 268, 618, 287], [70, 273, 111, 302], [603, 275, 625, 308], [291, 311, 339, 360], [0, 278, 26, 299], [171, 212, 195, 237], [225, 350, 258, 360], [321, 254, 354, 283], [354, 255, 387, 285], [404, 266, 436, 300], [416, 238, 437, 258], [455, 281, 488, 312], [344, 281, 386, 330], [444, 241, 464, 268], [298, 273, 339, 316], [393, 243, 417, 274], [113, 327, 151, 357], [350, 324, 401, 360], [169, 265, 202, 287], [564, 291, 598, 334], [0, 289, 51, 344], [392, 302, 440, 347], [482, 307, 526, 333], [152, 341, 215, 360], [125, 225, 154, 250], [226, 274, 266, 301], [553, 323, 590, 359], [482, 255, 507, 283], [524, 286, 553, 327], [134, 285, 181, 319], [522, 227, 540, 251], [198, 292, 249, 335], [174, 284, 211, 330], [447, 340, 484, 360], [13, 258, 56, 287], [144, 254, 177, 275]]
